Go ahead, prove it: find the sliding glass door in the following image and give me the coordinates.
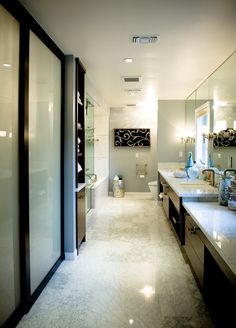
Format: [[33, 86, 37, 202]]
[[0, 5, 20, 325], [0, 2, 64, 325], [28, 31, 61, 293]]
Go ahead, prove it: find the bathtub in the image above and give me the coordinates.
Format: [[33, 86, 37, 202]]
[[90, 176, 109, 209]]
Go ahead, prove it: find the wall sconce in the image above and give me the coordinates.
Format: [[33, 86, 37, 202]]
[[181, 136, 195, 144]]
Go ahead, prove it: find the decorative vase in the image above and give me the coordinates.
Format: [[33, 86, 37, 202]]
[[218, 176, 232, 206], [187, 163, 199, 179]]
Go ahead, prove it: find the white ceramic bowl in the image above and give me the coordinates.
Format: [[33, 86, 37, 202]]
[[173, 170, 187, 178]]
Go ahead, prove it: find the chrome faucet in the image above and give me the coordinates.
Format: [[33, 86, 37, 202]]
[[86, 173, 97, 182], [223, 169, 236, 176], [202, 169, 215, 186]]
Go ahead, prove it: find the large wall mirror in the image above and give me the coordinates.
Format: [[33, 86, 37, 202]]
[[185, 51, 236, 170]]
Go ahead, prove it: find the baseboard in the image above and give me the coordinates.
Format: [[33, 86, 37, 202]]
[[64, 249, 77, 260]]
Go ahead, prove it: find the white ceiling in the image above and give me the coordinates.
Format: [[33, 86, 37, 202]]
[[20, 0, 236, 108]]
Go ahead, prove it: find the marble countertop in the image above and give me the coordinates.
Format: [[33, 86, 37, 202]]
[[158, 169, 218, 198], [182, 201, 236, 278]]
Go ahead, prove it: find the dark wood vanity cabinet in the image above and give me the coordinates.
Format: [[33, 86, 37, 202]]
[[184, 214, 204, 288], [204, 247, 236, 326], [160, 176, 169, 218], [183, 212, 236, 325], [168, 187, 185, 244], [159, 175, 184, 244]]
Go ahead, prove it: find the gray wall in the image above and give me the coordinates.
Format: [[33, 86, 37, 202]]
[[157, 100, 185, 163], [109, 107, 157, 192]]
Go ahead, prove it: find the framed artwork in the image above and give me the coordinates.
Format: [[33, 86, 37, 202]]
[[213, 128, 236, 148], [114, 128, 150, 147]]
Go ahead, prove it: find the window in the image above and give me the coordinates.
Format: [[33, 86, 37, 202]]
[[195, 102, 210, 166]]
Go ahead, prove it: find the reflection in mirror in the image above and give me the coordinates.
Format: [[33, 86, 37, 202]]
[[195, 102, 210, 166], [185, 51, 236, 170], [185, 92, 195, 161]]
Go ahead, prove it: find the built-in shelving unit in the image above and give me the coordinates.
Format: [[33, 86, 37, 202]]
[[64, 55, 86, 259], [75, 58, 86, 251], [76, 58, 85, 185]]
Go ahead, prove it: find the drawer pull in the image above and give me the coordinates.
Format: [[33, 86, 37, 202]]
[[188, 226, 200, 234], [172, 217, 180, 225]]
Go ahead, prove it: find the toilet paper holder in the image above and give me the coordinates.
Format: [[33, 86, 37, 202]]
[[136, 164, 147, 178]]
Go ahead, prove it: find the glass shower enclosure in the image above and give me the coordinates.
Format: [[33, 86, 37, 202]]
[[85, 94, 95, 213]]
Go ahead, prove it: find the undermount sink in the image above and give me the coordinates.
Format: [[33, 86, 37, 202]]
[[180, 181, 206, 186]]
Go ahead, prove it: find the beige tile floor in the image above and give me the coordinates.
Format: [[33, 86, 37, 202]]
[[17, 193, 216, 328]]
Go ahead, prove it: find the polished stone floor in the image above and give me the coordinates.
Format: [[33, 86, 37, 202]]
[[17, 193, 215, 328]]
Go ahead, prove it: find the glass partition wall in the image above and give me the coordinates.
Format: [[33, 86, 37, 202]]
[[85, 95, 95, 213], [28, 31, 62, 294], [0, 1, 64, 326]]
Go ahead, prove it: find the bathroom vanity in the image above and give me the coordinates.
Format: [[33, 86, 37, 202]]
[[182, 202, 236, 325], [158, 170, 218, 244], [158, 169, 236, 325]]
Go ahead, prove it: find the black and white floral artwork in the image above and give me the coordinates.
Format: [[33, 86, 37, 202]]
[[114, 128, 150, 147], [213, 128, 236, 148]]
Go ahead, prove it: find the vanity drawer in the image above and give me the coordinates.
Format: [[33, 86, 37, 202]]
[[168, 187, 180, 213], [163, 194, 169, 218], [185, 215, 204, 261], [184, 214, 204, 288], [160, 175, 167, 185]]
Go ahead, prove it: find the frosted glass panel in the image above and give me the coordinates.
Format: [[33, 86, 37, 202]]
[[29, 32, 61, 293], [0, 5, 20, 325]]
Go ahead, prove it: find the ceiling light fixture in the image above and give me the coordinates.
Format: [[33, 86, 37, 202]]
[[3, 63, 11, 67], [124, 58, 133, 63]]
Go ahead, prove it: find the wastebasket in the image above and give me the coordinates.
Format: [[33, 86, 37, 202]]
[[113, 175, 125, 197]]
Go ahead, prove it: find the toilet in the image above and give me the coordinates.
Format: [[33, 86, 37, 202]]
[[148, 180, 158, 199]]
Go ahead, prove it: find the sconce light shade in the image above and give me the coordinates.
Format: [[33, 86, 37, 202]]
[[181, 136, 195, 144]]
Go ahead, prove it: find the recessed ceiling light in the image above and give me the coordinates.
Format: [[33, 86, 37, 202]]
[[123, 58, 133, 63], [130, 92, 135, 96], [3, 63, 11, 67]]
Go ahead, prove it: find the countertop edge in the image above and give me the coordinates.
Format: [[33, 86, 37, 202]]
[[75, 183, 86, 192]]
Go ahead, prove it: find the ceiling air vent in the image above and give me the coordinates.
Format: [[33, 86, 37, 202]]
[[124, 88, 142, 92], [122, 76, 142, 83], [131, 34, 160, 44]]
